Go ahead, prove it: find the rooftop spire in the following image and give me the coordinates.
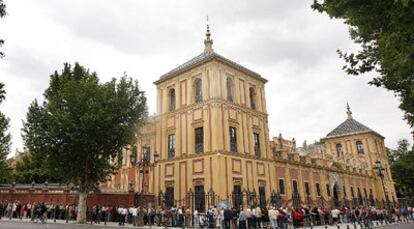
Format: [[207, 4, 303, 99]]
[[204, 16, 213, 53], [346, 102, 353, 119]]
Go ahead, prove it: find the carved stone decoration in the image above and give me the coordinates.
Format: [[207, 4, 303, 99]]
[[329, 172, 341, 195]]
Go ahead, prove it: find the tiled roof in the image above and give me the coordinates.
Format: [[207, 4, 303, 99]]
[[326, 118, 382, 138], [154, 51, 266, 85]]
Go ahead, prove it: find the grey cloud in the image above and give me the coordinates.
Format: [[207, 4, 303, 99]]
[[1, 0, 411, 155]]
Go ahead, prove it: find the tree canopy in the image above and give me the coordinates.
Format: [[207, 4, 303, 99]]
[[22, 63, 147, 222], [312, 0, 414, 131], [13, 151, 64, 184], [0, 0, 6, 58], [387, 139, 414, 199], [0, 82, 12, 183]]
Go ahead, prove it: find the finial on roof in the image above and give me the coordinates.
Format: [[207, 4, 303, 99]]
[[204, 16, 214, 53], [347, 102, 353, 119]]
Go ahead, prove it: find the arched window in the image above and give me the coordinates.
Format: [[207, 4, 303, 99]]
[[249, 87, 256, 110], [226, 77, 234, 102], [194, 78, 202, 103], [169, 88, 176, 111], [336, 143, 343, 157], [356, 140, 364, 154]]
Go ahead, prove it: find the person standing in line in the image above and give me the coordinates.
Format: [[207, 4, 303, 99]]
[[15, 202, 21, 220], [341, 205, 348, 223], [244, 206, 251, 229], [194, 210, 200, 229], [238, 207, 247, 229], [223, 206, 232, 229], [130, 206, 137, 226], [185, 207, 192, 227], [218, 207, 224, 228], [268, 206, 278, 229], [118, 206, 126, 226], [255, 206, 262, 228], [0, 202, 4, 220], [331, 207, 341, 225], [7, 202, 12, 220]]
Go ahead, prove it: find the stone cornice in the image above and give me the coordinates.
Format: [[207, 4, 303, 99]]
[[155, 98, 269, 120], [156, 150, 376, 179]]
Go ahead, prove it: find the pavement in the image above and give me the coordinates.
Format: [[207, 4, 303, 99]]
[[0, 218, 413, 229]]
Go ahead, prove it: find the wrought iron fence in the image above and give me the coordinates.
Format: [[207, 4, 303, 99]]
[[143, 189, 414, 213]]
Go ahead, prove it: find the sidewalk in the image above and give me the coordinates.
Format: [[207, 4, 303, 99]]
[[1, 218, 170, 228], [1, 217, 413, 228]]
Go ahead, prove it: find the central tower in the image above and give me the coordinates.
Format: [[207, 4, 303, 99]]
[[148, 25, 272, 210]]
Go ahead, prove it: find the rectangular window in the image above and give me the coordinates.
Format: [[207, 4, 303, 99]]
[[316, 183, 321, 196], [326, 183, 331, 197], [166, 187, 174, 208], [195, 127, 204, 154], [229, 127, 237, 153], [119, 152, 125, 166], [168, 134, 175, 159], [142, 146, 151, 165], [279, 179, 285, 195], [292, 180, 299, 193], [305, 182, 311, 196], [363, 188, 368, 198], [357, 188, 363, 205], [343, 186, 347, 197], [130, 146, 138, 166], [253, 133, 261, 157], [351, 187, 355, 198]]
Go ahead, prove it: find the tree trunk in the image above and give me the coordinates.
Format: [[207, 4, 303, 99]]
[[77, 191, 88, 224]]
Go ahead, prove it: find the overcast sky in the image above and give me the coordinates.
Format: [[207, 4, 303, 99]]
[[0, 0, 411, 157]]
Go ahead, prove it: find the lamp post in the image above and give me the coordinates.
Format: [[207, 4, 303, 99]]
[[374, 160, 389, 209], [137, 149, 159, 207]]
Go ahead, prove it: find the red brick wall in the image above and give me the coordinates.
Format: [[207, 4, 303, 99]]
[[0, 187, 154, 207]]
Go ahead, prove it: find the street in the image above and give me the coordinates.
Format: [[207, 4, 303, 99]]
[[0, 220, 136, 229]]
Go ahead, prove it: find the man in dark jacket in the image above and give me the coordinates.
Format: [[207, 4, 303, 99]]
[[223, 207, 232, 229]]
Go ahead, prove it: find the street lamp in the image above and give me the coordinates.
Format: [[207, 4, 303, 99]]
[[137, 149, 160, 207], [374, 160, 389, 209]]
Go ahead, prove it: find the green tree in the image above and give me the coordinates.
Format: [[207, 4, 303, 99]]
[[388, 139, 410, 162], [389, 139, 414, 198], [0, 82, 12, 183], [22, 63, 147, 223], [0, 0, 6, 58], [312, 1, 414, 133], [13, 150, 64, 184], [13, 152, 48, 183]]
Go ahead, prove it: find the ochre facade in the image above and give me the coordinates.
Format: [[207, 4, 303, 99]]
[[102, 29, 397, 209]]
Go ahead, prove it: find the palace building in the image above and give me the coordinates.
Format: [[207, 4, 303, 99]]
[[101, 26, 397, 210]]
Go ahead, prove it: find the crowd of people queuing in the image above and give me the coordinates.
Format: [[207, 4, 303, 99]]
[[0, 201, 78, 223], [0, 200, 413, 228]]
